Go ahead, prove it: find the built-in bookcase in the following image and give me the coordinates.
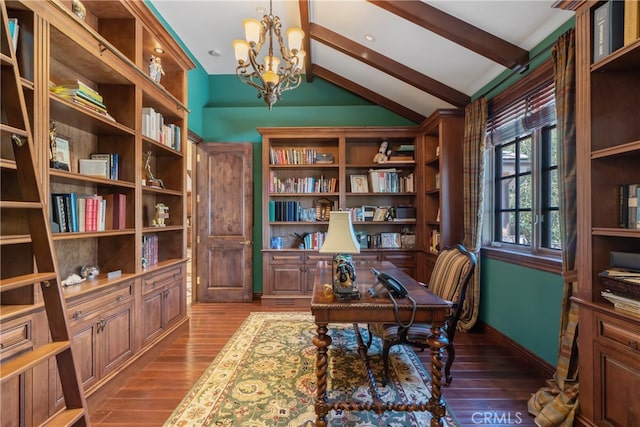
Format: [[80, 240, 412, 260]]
[[1, 0, 193, 420], [563, 1, 640, 425]]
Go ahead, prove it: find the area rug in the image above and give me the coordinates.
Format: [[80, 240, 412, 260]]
[[165, 312, 458, 427]]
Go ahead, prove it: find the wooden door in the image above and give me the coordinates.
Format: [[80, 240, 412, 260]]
[[195, 143, 253, 302]]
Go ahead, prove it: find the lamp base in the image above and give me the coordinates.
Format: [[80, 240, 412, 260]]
[[332, 283, 360, 301]]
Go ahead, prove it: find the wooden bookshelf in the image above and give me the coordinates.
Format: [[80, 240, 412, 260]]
[[1, 0, 194, 420]]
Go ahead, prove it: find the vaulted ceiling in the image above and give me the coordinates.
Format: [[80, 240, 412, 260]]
[[148, 0, 573, 122]]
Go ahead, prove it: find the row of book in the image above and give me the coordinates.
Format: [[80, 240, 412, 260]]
[[141, 107, 181, 151], [142, 234, 159, 267], [269, 172, 337, 193], [300, 232, 327, 250], [354, 231, 406, 249], [368, 169, 414, 193], [619, 183, 640, 229], [593, 0, 640, 63], [269, 200, 302, 222], [50, 80, 115, 122], [269, 147, 331, 165], [346, 206, 411, 222], [51, 193, 126, 233]]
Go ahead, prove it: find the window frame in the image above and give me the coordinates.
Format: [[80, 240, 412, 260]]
[[482, 60, 562, 274]]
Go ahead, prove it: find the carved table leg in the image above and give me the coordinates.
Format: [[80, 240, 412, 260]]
[[426, 325, 449, 427], [313, 322, 332, 427]]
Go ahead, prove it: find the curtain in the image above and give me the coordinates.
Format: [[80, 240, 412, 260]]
[[528, 28, 579, 427], [459, 97, 487, 331]]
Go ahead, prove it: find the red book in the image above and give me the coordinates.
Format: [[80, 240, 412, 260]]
[[114, 193, 126, 230]]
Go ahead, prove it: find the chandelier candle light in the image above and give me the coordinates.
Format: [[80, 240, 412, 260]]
[[319, 211, 361, 300], [233, 0, 305, 109]]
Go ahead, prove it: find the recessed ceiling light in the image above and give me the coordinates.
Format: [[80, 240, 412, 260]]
[[256, 6, 266, 14], [154, 47, 165, 54], [208, 49, 222, 57], [365, 34, 376, 43]]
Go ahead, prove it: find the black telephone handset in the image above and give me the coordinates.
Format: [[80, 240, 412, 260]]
[[369, 269, 409, 298]]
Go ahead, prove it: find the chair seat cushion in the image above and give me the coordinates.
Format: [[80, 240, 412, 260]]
[[370, 323, 436, 343]]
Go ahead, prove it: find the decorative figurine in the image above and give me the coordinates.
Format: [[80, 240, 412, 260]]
[[49, 120, 57, 163], [80, 265, 99, 280], [72, 0, 86, 21], [149, 55, 165, 84], [153, 203, 169, 227], [373, 140, 389, 163], [143, 151, 164, 188]]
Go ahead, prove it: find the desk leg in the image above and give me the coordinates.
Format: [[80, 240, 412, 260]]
[[313, 322, 331, 427], [426, 325, 448, 427]]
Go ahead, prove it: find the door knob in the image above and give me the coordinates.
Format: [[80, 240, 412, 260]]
[[241, 240, 252, 245]]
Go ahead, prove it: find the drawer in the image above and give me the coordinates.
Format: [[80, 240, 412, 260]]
[[0, 316, 34, 361], [597, 313, 640, 353], [143, 265, 184, 294], [67, 283, 134, 323], [380, 251, 416, 266], [267, 252, 304, 264]]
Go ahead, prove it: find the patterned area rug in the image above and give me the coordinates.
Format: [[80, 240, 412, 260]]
[[165, 312, 458, 426]]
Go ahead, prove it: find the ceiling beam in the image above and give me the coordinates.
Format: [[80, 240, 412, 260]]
[[312, 64, 426, 124], [368, 0, 529, 71], [298, 0, 313, 82], [310, 23, 470, 108]]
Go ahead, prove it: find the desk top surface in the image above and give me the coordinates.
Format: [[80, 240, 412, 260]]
[[310, 261, 451, 324]]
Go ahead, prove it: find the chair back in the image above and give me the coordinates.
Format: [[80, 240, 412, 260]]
[[427, 244, 477, 330]]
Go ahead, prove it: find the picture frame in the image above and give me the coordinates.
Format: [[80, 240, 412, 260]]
[[350, 175, 369, 193], [380, 232, 401, 249], [51, 134, 71, 171]]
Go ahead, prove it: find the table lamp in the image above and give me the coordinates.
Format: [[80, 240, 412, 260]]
[[319, 211, 361, 300]]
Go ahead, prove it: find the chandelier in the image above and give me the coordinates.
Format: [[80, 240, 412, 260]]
[[233, 0, 305, 109]]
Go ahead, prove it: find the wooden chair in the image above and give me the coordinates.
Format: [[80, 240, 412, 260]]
[[368, 244, 477, 385]]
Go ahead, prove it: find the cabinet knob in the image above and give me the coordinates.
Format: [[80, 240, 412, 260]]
[[116, 294, 123, 302], [73, 310, 82, 320], [629, 340, 639, 351]]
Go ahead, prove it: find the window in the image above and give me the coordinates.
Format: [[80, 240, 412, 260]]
[[487, 70, 561, 258]]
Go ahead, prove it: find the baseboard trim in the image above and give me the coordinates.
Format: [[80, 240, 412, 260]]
[[476, 321, 555, 379]]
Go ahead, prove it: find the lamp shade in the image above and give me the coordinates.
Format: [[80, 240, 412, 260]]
[[243, 18, 261, 44], [319, 211, 360, 254], [233, 39, 249, 62]]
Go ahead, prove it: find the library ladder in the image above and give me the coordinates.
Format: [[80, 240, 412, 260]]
[[1, 1, 89, 425]]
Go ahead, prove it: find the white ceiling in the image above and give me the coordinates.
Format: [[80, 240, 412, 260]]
[[148, 0, 574, 120]]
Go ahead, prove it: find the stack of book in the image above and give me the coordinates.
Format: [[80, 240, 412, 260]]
[[50, 80, 115, 121], [142, 107, 181, 151], [386, 144, 415, 162], [601, 269, 640, 316]]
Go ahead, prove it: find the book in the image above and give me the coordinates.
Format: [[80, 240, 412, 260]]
[[624, 0, 640, 45], [593, 0, 625, 62], [79, 158, 109, 178], [56, 79, 103, 103], [629, 184, 638, 229], [620, 184, 630, 227], [8, 18, 19, 52]]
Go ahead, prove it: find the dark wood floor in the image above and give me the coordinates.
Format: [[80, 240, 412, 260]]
[[90, 301, 550, 427]]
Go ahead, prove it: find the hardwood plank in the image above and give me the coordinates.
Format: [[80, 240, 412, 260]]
[[90, 301, 550, 426]]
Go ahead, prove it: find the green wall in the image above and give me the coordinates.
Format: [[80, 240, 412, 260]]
[[479, 258, 564, 365]]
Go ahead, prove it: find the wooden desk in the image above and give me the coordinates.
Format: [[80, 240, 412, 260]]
[[310, 261, 452, 427]]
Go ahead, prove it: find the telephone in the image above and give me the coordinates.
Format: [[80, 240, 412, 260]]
[[368, 269, 408, 298]]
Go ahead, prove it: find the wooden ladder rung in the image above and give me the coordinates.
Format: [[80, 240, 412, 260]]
[[40, 408, 86, 427], [0, 123, 29, 138], [0, 341, 71, 384], [0, 158, 17, 170], [0, 272, 57, 292], [0, 200, 43, 209], [0, 234, 32, 246]]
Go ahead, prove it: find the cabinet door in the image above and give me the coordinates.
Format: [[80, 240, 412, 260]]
[[142, 288, 164, 345], [594, 342, 640, 425], [99, 300, 134, 377], [270, 263, 304, 294], [68, 314, 99, 391], [163, 279, 184, 328]]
